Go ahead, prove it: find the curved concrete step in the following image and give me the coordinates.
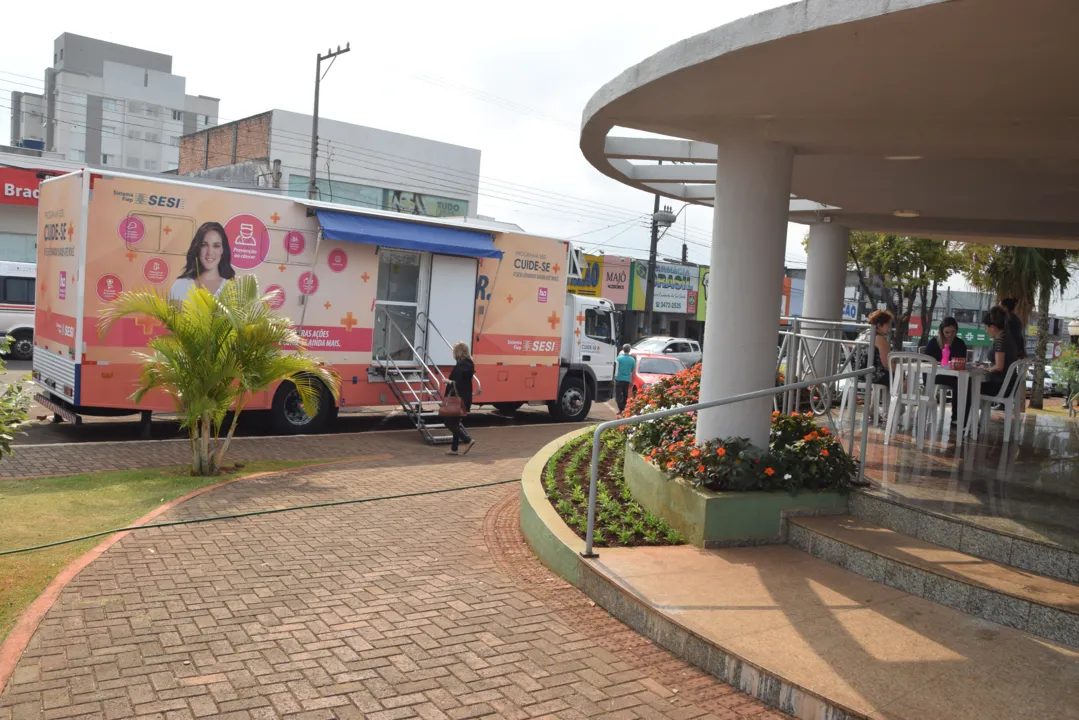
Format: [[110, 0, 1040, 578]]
[[851, 491, 1079, 584], [788, 515, 1079, 647]]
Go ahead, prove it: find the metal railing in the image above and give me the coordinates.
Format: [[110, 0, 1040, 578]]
[[580, 366, 876, 558], [777, 316, 871, 418], [373, 309, 445, 407], [416, 311, 482, 397]]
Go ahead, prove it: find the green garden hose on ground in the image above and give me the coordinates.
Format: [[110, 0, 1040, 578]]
[[0, 478, 519, 557]]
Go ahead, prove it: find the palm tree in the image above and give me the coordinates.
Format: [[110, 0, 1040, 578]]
[[98, 275, 341, 475], [981, 247, 1075, 409]]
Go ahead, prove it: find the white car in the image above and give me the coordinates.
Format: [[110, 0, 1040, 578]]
[[0, 261, 35, 361], [631, 336, 702, 367]]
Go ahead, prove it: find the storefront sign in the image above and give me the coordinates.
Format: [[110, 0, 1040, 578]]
[[696, 267, 709, 321], [1, 167, 58, 207], [629, 260, 699, 313], [565, 254, 632, 305]]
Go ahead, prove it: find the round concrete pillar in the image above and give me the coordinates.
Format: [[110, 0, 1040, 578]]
[[696, 140, 793, 447], [802, 223, 850, 322], [801, 223, 851, 377]]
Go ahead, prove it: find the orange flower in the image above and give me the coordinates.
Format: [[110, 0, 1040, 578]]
[[791, 412, 800, 417], [764, 467, 775, 476], [772, 411, 781, 418], [716, 448, 727, 457], [821, 449, 830, 457], [690, 448, 701, 458], [667, 461, 676, 469], [819, 427, 830, 436], [697, 464, 706, 473]]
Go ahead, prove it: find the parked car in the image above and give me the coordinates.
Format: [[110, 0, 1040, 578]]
[[0, 261, 36, 361], [630, 353, 686, 395], [631, 336, 702, 366], [1026, 366, 1060, 397]]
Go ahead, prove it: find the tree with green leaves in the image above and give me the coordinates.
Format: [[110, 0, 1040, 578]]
[[98, 275, 341, 475], [845, 232, 961, 351], [964, 246, 1076, 409]]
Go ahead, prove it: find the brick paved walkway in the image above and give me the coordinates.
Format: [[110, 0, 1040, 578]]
[[0, 426, 785, 719]]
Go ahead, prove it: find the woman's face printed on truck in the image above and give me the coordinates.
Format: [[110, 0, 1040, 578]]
[[180, 222, 236, 280]]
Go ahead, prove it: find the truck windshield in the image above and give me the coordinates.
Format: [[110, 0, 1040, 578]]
[[638, 358, 684, 375]]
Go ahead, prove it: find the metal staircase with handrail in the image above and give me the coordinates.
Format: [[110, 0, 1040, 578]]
[[373, 309, 481, 445]]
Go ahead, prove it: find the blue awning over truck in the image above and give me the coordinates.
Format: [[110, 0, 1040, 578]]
[[315, 209, 502, 259]]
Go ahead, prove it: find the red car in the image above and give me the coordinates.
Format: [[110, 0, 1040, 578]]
[[631, 353, 687, 395]]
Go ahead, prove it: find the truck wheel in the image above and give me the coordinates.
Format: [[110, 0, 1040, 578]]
[[8, 332, 33, 361], [548, 378, 592, 422], [493, 402, 524, 413], [270, 379, 332, 435]]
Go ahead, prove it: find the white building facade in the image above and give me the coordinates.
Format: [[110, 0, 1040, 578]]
[[179, 109, 480, 219], [10, 33, 220, 173]]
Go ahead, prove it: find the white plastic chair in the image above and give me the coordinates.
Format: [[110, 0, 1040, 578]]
[[884, 352, 938, 448], [977, 360, 1030, 444], [839, 376, 889, 427]]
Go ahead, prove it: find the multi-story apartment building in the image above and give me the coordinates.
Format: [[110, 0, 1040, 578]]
[[9, 33, 220, 172]]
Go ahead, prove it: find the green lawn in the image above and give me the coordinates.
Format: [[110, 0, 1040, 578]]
[[0, 460, 332, 643]]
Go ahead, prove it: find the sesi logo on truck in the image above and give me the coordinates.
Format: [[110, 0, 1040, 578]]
[[537, 287, 548, 303], [473, 334, 560, 356]]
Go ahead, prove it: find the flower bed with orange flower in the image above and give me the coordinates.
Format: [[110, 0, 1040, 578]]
[[624, 364, 856, 493]]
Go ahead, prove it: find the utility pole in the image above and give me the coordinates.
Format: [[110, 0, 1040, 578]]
[[308, 43, 350, 200], [643, 182, 661, 338]]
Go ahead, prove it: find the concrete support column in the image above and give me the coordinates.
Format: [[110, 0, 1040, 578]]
[[696, 140, 793, 447], [802, 223, 851, 376], [802, 223, 850, 322]]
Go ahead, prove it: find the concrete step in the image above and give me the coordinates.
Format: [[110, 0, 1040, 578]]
[[788, 515, 1079, 647], [593, 543, 1079, 720], [852, 491, 1079, 584]]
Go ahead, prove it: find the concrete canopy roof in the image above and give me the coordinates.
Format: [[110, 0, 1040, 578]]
[[580, 0, 1079, 249]]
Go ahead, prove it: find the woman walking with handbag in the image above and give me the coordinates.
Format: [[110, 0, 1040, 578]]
[[443, 342, 475, 456]]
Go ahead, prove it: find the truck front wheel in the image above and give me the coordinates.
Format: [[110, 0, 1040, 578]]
[[548, 378, 592, 422], [270, 379, 333, 435], [8, 332, 33, 361]]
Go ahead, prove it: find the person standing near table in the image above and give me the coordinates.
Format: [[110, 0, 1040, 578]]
[[1000, 298, 1028, 359], [615, 344, 636, 413], [923, 317, 968, 425]]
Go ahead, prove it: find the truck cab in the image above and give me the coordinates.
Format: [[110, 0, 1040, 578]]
[[550, 293, 618, 421]]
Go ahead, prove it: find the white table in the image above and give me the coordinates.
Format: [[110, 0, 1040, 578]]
[[934, 365, 986, 441]]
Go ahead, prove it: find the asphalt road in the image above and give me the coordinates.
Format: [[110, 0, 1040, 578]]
[[0, 359, 619, 445]]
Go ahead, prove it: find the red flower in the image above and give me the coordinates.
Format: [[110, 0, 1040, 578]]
[[821, 449, 830, 457], [690, 448, 701, 458], [716, 448, 727, 457], [764, 467, 775, 476], [667, 461, 676, 469], [819, 427, 831, 436], [697, 464, 706, 473]]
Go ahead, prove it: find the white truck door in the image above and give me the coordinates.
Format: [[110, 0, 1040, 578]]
[[582, 306, 616, 382], [426, 254, 478, 366]]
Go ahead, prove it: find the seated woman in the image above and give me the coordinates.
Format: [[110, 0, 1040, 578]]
[[923, 317, 968, 425], [867, 310, 894, 389], [967, 306, 1019, 416]]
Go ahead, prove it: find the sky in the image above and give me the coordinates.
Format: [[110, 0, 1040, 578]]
[[1, 0, 1076, 318]]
